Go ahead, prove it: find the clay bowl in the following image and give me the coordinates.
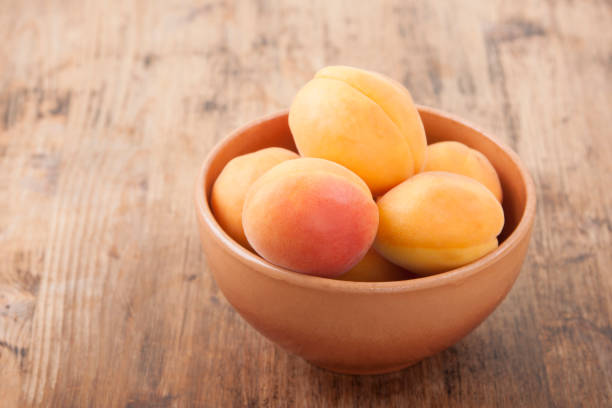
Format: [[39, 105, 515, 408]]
[[195, 106, 536, 375]]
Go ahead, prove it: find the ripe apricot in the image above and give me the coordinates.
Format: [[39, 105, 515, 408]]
[[289, 66, 426, 195], [211, 147, 298, 248], [337, 249, 408, 282], [423, 141, 503, 202], [374, 172, 504, 275], [242, 158, 378, 278]]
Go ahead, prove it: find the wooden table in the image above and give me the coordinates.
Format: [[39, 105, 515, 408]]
[[1, 1, 610, 406]]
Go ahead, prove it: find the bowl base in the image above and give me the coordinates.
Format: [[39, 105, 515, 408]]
[[308, 359, 421, 375]]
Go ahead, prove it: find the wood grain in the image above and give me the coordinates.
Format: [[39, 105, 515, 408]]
[[0, 0, 610, 406]]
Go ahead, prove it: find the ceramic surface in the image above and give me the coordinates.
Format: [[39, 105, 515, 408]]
[[194, 107, 536, 375]]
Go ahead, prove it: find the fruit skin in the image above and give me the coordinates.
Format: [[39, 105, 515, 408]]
[[374, 172, 505, 275], [211, 147, 298, 248], [289, 65, 427, 196], [337, 249, 408, 282], [423, 141, 503, 202], [242, 158, 378, 278]]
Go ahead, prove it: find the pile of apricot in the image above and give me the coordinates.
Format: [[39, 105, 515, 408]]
[[211, 66, 504, 281]]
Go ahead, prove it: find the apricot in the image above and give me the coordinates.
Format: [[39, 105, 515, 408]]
[[211, 147, 298, 248], [242, 158, 378, 278], [289, 65, 427, 195], [423, 141, 503, 202], [374, 172, 504, 275], [337, 249, 408, 282]]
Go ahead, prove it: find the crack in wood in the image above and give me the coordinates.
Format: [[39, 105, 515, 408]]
[[0, 340, 28, 358]]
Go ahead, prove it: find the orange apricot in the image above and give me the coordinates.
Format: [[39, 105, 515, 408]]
[[211, 147, 298, 248], [374, 172, 505, 275], [337, 249, 408, 282], [289, 66, 426, 195], [423, 141, 503, 202], [242, 158, 378, 278]]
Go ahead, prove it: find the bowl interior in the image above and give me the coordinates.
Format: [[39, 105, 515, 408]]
[[202, 107, 531, 277]]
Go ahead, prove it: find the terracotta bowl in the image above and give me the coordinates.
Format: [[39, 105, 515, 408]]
[[195, 107, 536, 375]]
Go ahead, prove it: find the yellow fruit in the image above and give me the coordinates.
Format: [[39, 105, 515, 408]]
[[423, 141, 503, 202], [289, 65, 426, 195], [374, 172, 505, 275]]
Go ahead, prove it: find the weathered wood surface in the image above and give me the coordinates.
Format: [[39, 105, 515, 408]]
[[1, 0, 610, 406]]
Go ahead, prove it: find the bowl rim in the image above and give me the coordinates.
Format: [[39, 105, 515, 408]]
[[194, 105, 536, 293]]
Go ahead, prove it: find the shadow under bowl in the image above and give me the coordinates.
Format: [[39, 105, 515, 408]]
[[194, 106, 536, 375]]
